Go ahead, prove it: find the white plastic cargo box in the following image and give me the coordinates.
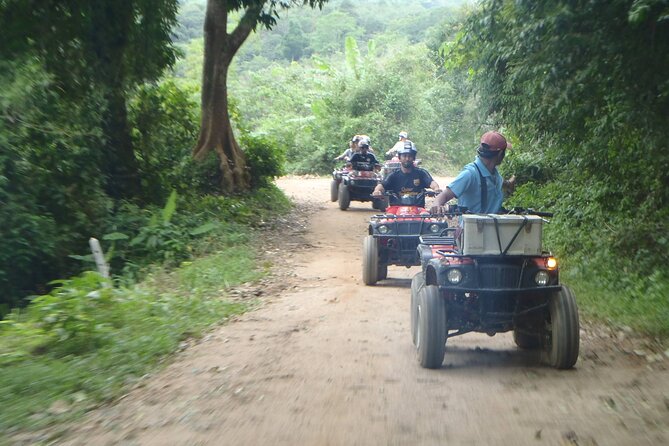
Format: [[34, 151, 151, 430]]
[[461, 214, 543, 255]]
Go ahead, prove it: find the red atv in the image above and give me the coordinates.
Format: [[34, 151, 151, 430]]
[[410, 207, 579, 370], [362, 190, 446, 285], [331, 161, 384, 211]]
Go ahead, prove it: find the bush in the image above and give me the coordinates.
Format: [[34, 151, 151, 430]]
[[241, 134, 286, 188]]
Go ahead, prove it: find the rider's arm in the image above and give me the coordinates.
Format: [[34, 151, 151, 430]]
[[429, 180, 440, 192], [434, 187, 456, 206], [373, 183, 385, 196], [334, 148, 348, 160]]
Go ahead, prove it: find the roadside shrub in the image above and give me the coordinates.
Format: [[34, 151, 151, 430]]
[[241, 134, 286, 189]]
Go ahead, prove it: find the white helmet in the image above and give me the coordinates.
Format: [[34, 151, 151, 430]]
[[398, 131, 408, 140]]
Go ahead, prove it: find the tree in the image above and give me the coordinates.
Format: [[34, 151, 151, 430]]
[[193, 0, 327, 194], [451, 0, 669, 279], [0, 0, 180, 200]]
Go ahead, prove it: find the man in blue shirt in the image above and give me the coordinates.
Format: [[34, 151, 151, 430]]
[[372, 141, 440, 207], [432, 131, 516, 213]]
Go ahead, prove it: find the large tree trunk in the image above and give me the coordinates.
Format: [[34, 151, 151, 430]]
[[193, 0, 257, 194], [102, 87, 141, 200]]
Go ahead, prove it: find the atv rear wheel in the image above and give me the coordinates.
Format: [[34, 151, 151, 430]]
[[416, 284, 447, 369], [338, 183, 350, 210], [410, 273, 425, 346], [362, 235, 379, 285], [544, 285, 580, 369], [330, 180, 339, 202]]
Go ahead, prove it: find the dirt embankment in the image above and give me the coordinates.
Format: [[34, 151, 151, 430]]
[[19, 177, 669, 446]]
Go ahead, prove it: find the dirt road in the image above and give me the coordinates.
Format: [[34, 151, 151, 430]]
[[41, 177, 668, 445]]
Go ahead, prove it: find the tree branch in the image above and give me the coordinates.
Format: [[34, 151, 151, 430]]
[[227, 2, 265, 56]]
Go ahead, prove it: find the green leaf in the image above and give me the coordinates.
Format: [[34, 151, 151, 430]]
[[162, 190, 178, 224], [102, 232, 129, 241], [345, 36, 360, 80], [189, 222, 218, 236]]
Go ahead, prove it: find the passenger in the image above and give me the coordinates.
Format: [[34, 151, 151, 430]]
[[373, 140, 440, 207], [334, 136, 359, 161], [385, 131, 409, 158], [431, 131, 516, 214]]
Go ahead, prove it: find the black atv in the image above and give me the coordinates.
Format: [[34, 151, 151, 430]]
[[410, 207, 579, 370], [331, 161, 384, 211]]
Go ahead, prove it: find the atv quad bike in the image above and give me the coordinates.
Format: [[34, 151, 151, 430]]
[[410, 207, 579, 370], [362, 190, 446, 285], [331, 161, 384, 211]]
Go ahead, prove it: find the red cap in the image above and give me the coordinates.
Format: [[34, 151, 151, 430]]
[[480, 131, 512, 151]]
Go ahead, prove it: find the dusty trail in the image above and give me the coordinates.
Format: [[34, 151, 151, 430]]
[[34, 177, 669, 445]]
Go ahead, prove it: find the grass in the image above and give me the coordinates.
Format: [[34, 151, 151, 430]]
[[563, 265, 669, 340], [0, 186, 291, 438]]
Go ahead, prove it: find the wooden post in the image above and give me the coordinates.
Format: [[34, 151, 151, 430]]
[[89, 237, 110, 280]]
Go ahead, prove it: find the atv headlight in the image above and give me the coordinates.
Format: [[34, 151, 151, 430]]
[[546, 257, 558, 270], [378, 225, 389, 234], [429, 223, 440, 233], [534, 270, 550, 286], [446, 268, 462, 284]]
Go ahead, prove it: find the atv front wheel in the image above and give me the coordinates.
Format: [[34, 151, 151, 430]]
[[513, 330, 542, 349], [416, 284, 447, 369], [410, 273, 425, 346], [338, 183, 350, 210], [330, 180, 339, 202], [362, 235, 379, 285], [371, 198, 387, 212], [544, 285, 580, 369], [377, 263, 387, 280]]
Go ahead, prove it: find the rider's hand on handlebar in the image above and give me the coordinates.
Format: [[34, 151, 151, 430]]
[[372, 189, 383, 197], [430, 205, 448, 214]]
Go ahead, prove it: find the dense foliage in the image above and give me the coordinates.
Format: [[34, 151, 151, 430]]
[[451, 0, 669, 332], [0, 1, 293, 312]]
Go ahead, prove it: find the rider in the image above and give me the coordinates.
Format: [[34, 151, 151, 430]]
[[349, 137, 380, 170], [334, 136, 359, 162], [373, 140, 440, 207], [432, 131, 516, 214], [385, 131, 408, 158]]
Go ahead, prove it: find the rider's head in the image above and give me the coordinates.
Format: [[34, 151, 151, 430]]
[[477, 131, 512, 164], [398, 131, 408, 141], [398, 140, 417, 169], [351, 135, 362, 150], [359, 137, 371, 153]]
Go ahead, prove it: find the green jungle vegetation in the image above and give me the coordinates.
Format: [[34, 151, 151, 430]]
[[0, 0, 667, 436]]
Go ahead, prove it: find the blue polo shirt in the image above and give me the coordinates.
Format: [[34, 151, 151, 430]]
[[448, 157, 503, 213]]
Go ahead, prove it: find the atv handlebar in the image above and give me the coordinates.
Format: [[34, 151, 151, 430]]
[[373, 189, 438, 200]]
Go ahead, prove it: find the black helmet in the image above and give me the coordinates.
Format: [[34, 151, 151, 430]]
[[397, 140, 417, 157]]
